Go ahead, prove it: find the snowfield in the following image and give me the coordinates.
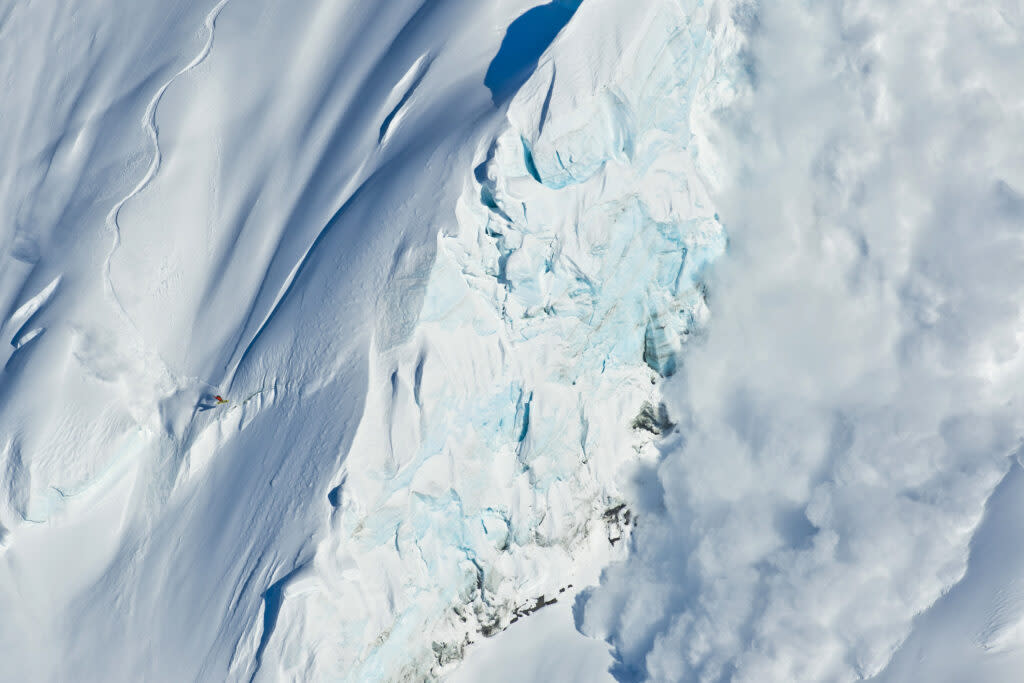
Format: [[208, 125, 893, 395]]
[[2, 0, 1024, 681]]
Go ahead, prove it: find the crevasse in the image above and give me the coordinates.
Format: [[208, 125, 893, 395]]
[[257, 2, 729, 679]]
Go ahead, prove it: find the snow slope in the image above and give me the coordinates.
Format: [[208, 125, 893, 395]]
[[252, 1, 730, 680], [579, 2, 1024, 681], [0, 0, 619, 679], [875, 461, 1024, 682], [4, 0, 1024, 681]]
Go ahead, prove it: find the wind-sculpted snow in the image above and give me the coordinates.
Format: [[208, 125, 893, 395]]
[[253, 2, 727, 680]]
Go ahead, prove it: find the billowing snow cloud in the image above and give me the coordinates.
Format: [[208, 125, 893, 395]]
[[580, 1, 1024, 681]]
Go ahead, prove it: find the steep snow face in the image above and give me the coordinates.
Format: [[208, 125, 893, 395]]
[[0, 0, 594, 680], [0, 0, 222, 539], [0, 0, 727, 678], [253, 2, 728, 680], [8, 0, 1022, 680]]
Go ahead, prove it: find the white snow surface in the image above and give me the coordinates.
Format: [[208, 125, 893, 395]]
[[2, 0, 1024, 681]]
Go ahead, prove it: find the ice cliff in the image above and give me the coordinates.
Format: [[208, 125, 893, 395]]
[[252, 2, 730, 680], [0, 0, 733, 679]]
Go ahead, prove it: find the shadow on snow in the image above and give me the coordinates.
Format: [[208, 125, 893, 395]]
[[484, 0, 583, 106]]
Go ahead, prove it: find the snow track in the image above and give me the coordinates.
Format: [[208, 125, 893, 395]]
[[102, 0, 232, 323]]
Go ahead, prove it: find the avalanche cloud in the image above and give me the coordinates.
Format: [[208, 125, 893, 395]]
[[580, 1, 1024, 682], [254, 1, 730, 679]]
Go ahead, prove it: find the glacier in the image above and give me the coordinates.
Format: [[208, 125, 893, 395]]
[[579, 2, 1024, 682], [3, 0, 1024, 681], [0, 0, 730, 678], [254, 2, 730, 679]]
